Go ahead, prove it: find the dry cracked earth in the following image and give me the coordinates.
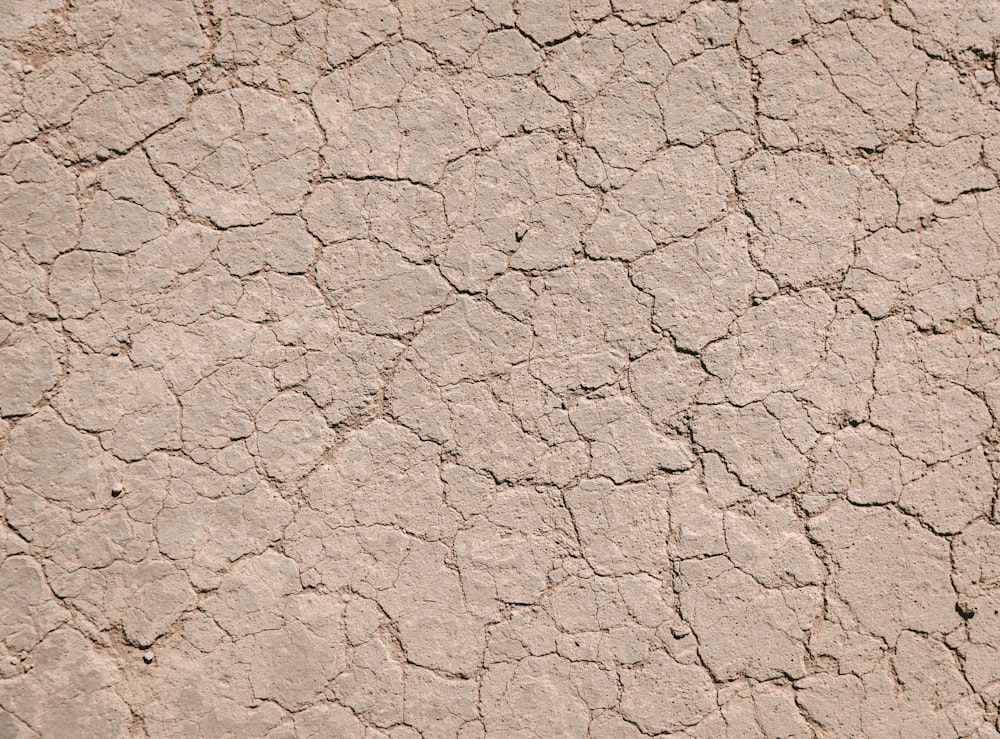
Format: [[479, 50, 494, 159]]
[[3, 0, 1000, 737]]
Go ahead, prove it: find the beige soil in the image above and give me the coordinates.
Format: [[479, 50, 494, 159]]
[[2, 1, 1000, 737]]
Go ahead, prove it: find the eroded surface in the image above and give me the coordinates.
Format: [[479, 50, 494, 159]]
[[2, 1, 1000, 737]]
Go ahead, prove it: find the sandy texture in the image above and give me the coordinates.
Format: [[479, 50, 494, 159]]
[[2, 1, 1000, 737]]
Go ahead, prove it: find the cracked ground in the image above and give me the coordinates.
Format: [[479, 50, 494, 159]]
[[2, 0, 1000, 737]]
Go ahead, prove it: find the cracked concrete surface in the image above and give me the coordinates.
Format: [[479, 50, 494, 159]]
[[1, 0, 1000, 737]]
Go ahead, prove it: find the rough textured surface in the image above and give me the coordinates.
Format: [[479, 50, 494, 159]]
[[2, 1, 1000, 737]]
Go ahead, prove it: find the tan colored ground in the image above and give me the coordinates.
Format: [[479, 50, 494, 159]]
[[2, 0, 1000, 737]]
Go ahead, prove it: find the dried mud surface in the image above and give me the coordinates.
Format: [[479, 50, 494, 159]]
[[2, 1, 1000, 737]]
